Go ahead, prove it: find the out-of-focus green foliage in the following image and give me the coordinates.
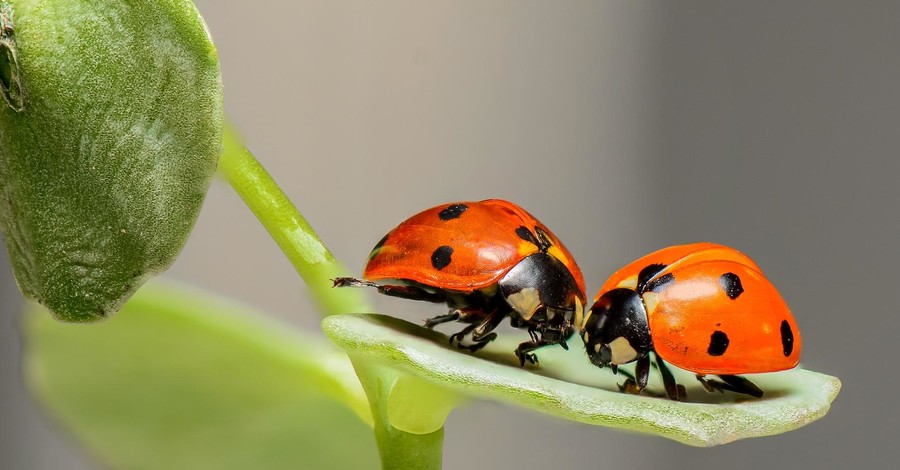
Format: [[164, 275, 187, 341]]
[[23, 281, 378, 469]]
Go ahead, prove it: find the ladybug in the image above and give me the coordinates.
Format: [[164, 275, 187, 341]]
[[579, 242, 801, 399], [334, 199, 586, 365]]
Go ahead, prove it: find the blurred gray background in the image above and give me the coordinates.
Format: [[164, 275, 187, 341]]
[[3, 1, 898, 468]]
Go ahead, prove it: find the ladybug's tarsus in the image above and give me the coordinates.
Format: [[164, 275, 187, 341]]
[[424, 311, 462, 329], [457, 310, 506, 352], [446, 308, 505, 351], [456, 335, 496, 353], [515, 349, 539, 366], [448, 323, 478, 346], [514, 339, 549, 367]]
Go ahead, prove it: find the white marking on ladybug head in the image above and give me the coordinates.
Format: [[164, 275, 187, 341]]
[[617, 275, 639, 290], [642, 292, 660, 316], [573, 297, 585, 329], [506, 287, 541, 321], [609, 336, 638, 364]]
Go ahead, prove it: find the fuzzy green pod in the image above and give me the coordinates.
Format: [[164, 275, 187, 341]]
[[0, 0, 222, 322]]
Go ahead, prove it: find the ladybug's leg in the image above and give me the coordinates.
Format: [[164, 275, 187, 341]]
[[513, 322, 572, 366], [332, 277, 447, 303], [654, 354, 687, 400], [696, 375, 763, 398], [635, 355, 651, 390], [514, 338, 548, 366], [423, 311, 461, 329], [447, 323, 479, 346], [456, 309, 506, 353], [426, 305, 492, 329], [514, 326, 558, 366], [618, 355, 651, 394], [470, 310, 505, 343]]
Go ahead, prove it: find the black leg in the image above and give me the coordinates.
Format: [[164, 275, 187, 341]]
[[423, 310, 461, 329], [514, 339, 548, 366], [635, 355, 650, 390], [619, 355, 651, 395], [515, 322, 577, 366], [448, 323, 479, 346], [471, 310, 506, 343], [455, 309, 507, 353], [332, 277, 447, 303], [696, 374, 764, 398], [654, 355, 686, 400]]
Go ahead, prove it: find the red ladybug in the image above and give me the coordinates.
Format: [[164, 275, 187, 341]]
[[580, 242, 801, 399], [334, 199, 586, 365]]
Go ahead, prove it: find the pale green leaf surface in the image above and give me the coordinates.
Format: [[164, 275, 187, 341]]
[[324, 313, 841, 447], [0, 0, 223, 321], [23, 281, 378, 470]]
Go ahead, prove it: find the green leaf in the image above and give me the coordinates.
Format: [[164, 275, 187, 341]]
[[0, 0, 223, 322], [23, 281, 379, 469], [323, 313, 841, 447]]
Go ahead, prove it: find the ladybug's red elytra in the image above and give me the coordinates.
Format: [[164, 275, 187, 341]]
[[580, 242, 801, 399], [334, 199, 586, 365]]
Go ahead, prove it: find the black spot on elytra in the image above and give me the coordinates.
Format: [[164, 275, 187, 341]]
[[516, 226, 539, 245], [367, 234, 389, 260], [645, 273, 675, 292], [780, 320, 794, 356], [438, 203, 468, 221], [637, 264, 667, 293], [431, 246, 454, 270], [719, 272, 744, 299], [707, 330, 729, 356]]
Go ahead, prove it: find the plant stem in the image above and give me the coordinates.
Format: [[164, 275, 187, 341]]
[[220, 124, 446, 469], [352, 357, 444, 470], [218, 124, 370, 317]]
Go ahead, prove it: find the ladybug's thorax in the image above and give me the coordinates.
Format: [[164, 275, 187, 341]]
[[581, 288, 652, 367], [497, 252, 585, 336]]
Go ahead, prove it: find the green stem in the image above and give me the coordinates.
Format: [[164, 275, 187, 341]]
[[351, 357, 444, 470], [220, 124, 446, 469], [218, 124, 370, 317]]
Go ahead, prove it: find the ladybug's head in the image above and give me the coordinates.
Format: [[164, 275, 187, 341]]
[[581, 288, 653, 368], [497, 252, 585, 340]]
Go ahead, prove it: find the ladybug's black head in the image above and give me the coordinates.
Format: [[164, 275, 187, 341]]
[[497, 252, 585, 341], [581, 288, 652, 368]]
